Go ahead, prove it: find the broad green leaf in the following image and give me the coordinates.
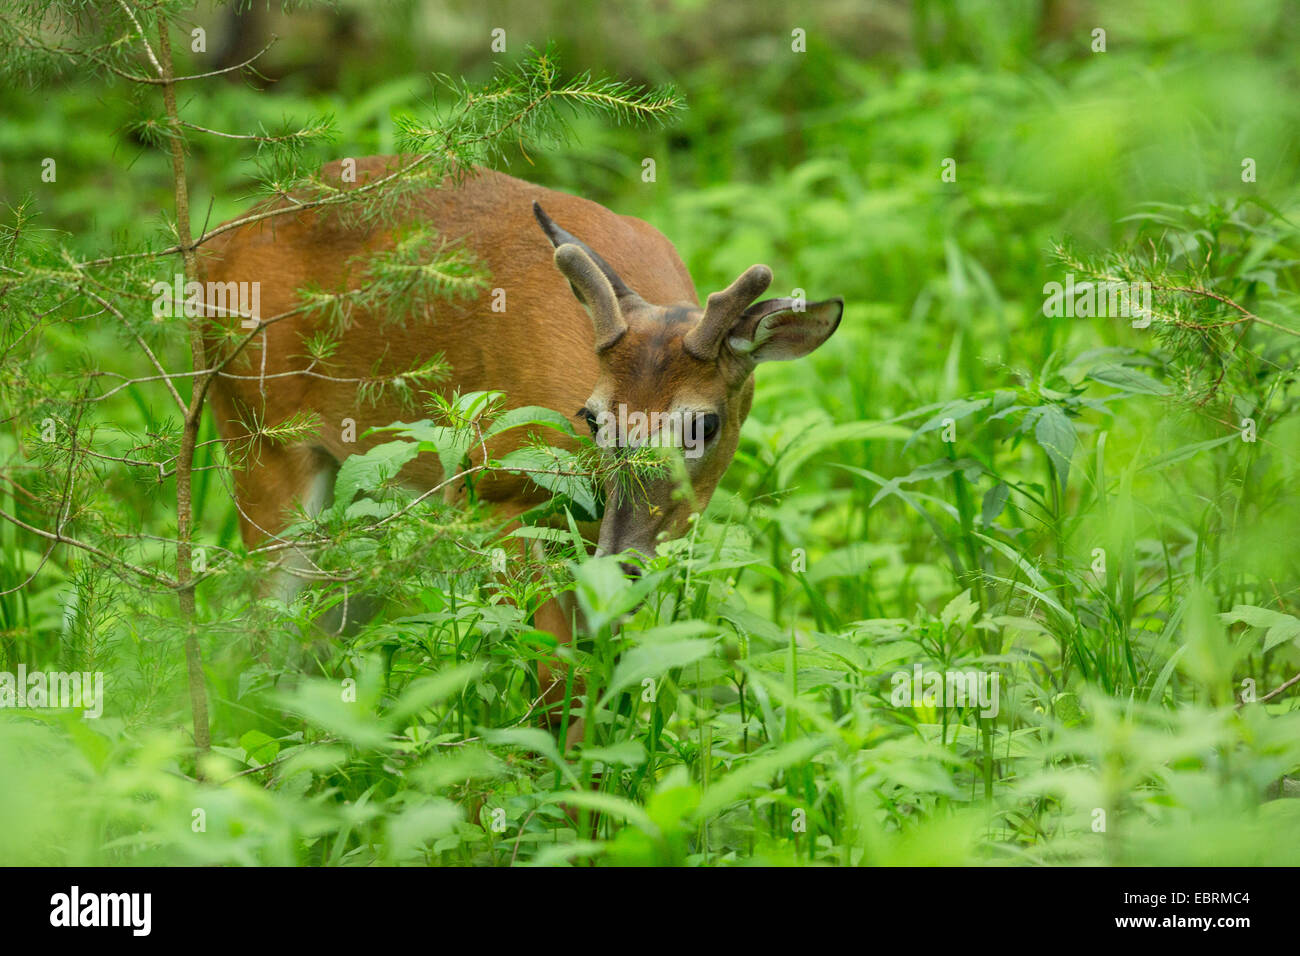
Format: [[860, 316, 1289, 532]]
[[387, 663, 484, 727], [332, 439, 421, 509], [544, 790, 657, 834], [484, 405, 577, 440], [384, 799, 462, 861], [577, 740, 647, 766], [599, 638, 717, 707], [693, 735, 830, 819], [273, 680, 391, 749], [385, 420, 475, 481], [1087, 363, 1171, 395], [570, 555, 662, 632], [479, 727, 578, 785], [981, 481, 1009, 528], [940, 588, 979, 631], [810, 631, 873, 672], [1026, 405, 1075, 495], [1220, 605, 1300, 652], [499, 445, 596, 515], [904, 398, 991, 451], [239, 729, 280, 765]]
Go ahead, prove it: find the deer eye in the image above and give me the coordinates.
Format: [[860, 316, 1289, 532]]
[[694, 412, 721, 444]]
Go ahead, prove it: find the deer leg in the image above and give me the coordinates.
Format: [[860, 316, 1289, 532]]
[[533, 589, 587, 751], [488, 513, 589, 751], [228, 442, 343, 656]]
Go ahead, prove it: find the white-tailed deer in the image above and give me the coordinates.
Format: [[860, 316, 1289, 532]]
[[199, 156, 842, 721]]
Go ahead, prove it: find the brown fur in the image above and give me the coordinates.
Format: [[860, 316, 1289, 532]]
[[199, 158, 699, 544], [197, 157, 841, 737]]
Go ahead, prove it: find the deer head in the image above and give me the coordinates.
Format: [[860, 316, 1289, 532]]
[[534, 202, 843, 570]]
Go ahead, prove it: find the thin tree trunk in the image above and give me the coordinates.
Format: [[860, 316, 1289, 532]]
[[157, 22, 211, 765]]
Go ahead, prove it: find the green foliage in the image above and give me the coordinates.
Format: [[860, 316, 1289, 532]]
[[1, 0, 1299, 867]]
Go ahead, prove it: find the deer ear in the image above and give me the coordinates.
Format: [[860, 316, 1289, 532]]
[[727, 297, 843, 362], [553, 244, 627, 351], [534, 201, 643, 308]]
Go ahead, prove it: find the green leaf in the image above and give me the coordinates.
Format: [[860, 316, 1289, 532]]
[[384, 799, 462, 861], [523, 841, 607, 867], [479, 727, 578, 785], [1051, 691, 1085, 727], [499, 445, 596, 516], [1087, 363, 1171, 396], [577, 740, 647, 766], [570, 556, 662, 632], [1147, 646, 1188, 704], [273, 680, 391, 749], [385, 421, 474, 483], [1026, 405, 1075, 495], [693, 736, 830, 819], [940, 588, 979, 631], [332, 439, 422, 509], [1220, 605, 1300, 652], [239, 730, 280, 766], [387, 663, 484, 728], [904, 398, 991, 451], [599, 638, 717, 707], [1143, 433, 1238, 471], [810, 631, 873, 672], [985, 573, 1077, 632], [868, 458, 982, 508], [981, 481, 1009, 527], [543, 790, 657, 834], [484, 405, 577, 440], [973, 531, 1050, 590], [508, 525, 573, 545]]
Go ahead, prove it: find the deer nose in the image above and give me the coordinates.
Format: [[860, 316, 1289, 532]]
[[619, 561, 642, 579]]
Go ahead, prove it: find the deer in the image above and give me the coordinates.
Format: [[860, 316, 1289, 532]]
[[198, 155, 843, 736]]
